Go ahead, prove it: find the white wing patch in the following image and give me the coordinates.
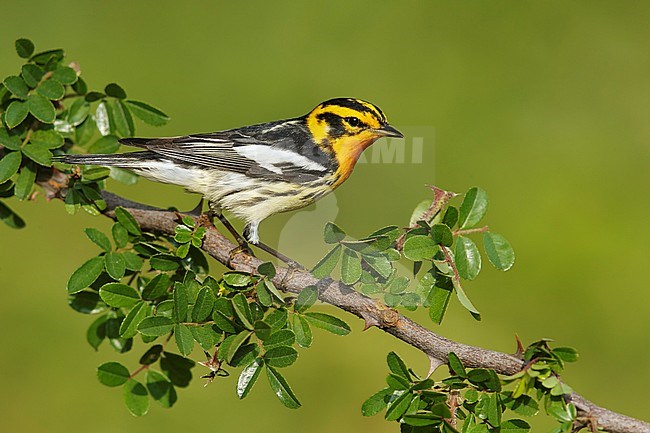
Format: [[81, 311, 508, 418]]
[[234, 145, 328, 174]]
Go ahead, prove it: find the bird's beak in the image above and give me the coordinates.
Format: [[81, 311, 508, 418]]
[[374, 124, 404, 138]]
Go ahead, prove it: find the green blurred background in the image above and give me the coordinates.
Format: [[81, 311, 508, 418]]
[[1, 1, 649, 431]]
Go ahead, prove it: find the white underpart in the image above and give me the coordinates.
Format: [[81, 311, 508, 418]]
[[134, 160, 204, 186], [134, 161, 333, 245], [234, 145, 328, 174]]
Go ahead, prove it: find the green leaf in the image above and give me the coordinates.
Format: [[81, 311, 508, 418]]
[[447, 352, 467, 378], [0, 201, 25, 228], [364, 254, 393, 279], [110, 167, 139, 184], [499, 419, 530, 433], [226, 330, 252, 364], [51, 67, 77, 85], [483, 232, 515, 271], [192, 287, 214, 322], [75, 116, 95, 145], [324, 221, 346, 243], [150, 254, 180, 271], [410, 199, 432, 226], [3, 76, 29, 99], [264, 346, 298, 368], [81, 167, 109, 182], [294, 286, 318, 313], [105, 83, 127, 99], [37, 80, 65, 100], [387, 352, 410, 380], [385, 390, 414, 421], [232, 293, 254, 329], [257, 261, 276, 278], [138, 316, 174, 336], [85, 228, 112, 252], [452, 276, 481, 320], [97, 361, 130, 387], [30, 48, 64, 67], [263, 329, 296, 349], [173, 282, 190, 322], [265, 308, 288, 332], [442, 206, 459, 228], [0, 152, 22, 183], [311, 244, 342, 278], [459, 187, 488, 229], [477, 393, 501, 427], [142, 273, 171, 300], [0, 128, 22, 150], [454, 236, 481, 280], [139, 345, 164, 365], [15, 38, 35, 58], [174, 324, 194, 356], [265, 365, 301, 409], [122, 251, 143, 271], [292, 314, 312, 348], [122, 379, 149, 416], [125, 100, 169, 126], [109, 223, 128, 249], [256, 280, 273, 307], [5, 100, 29, 128], [254, 320, 272, 340], [108, 99, 134, 137], [340, 248, 362, 285], [502, 394, 539, 416], [362, 387, 391, 416], [119, 301, 150, 338], [553, 347, 579, 363], [21, 64, 43, 88], [99, 282, 140, 308], [67, 256, 105, 294], [223, 272, 253, 287], [86, 314, 108, 350], [29, 129, 64, 148], [27, 94, 55, 123], [304, 312, 350, 335], [21, 142, 52, 166], [146, 369, 177, 408], [189, 325, 220, 350], [115, 207, 141, 235], [237, 358, 263, 399], [431, 224, 453, 247], [403, 235, 437, 261], [105, 251, 126, 280]]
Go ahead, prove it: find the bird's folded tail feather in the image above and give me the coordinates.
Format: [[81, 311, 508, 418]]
[[53, 151, 158, 168]]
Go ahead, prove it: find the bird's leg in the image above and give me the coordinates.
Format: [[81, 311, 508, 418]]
[[243, 224, 305, 270], [206, 202, 254, 263]]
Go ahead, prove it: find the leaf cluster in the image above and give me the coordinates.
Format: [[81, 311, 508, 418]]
[[0, 38, 169, 225], [67, 209, 352, 413], [363, 343, 580, 433]]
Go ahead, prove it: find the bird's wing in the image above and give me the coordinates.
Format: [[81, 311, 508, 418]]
[[119, 127, 330, 183]]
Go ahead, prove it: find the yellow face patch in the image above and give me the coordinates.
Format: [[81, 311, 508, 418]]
[[305, 99, 386, 145], [303, 98, 392, 187]]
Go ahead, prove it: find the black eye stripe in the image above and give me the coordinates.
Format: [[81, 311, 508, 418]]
[[344, 116, 362, 127]]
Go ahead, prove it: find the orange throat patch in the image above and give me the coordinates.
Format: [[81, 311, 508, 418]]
[[331, 134, 379, 188]]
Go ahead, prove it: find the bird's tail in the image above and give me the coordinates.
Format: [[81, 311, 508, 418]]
[[54, 151, 158, 168]]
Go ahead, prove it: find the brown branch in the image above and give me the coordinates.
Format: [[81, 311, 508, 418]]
[[37, 174, 650, 433]]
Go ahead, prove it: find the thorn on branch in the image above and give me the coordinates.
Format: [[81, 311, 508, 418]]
[[427, 355, 444, 377]]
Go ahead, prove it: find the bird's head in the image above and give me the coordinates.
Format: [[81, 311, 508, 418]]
[[304, 98, 403, 185]]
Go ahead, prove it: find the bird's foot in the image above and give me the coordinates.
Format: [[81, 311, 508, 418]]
[[227, 243, 255, 267]]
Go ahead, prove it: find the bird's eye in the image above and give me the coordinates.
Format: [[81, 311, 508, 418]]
[[345, 116, 361, 127]]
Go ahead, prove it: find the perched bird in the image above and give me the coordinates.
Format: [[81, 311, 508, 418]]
[[58, 98, 403, 248]]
